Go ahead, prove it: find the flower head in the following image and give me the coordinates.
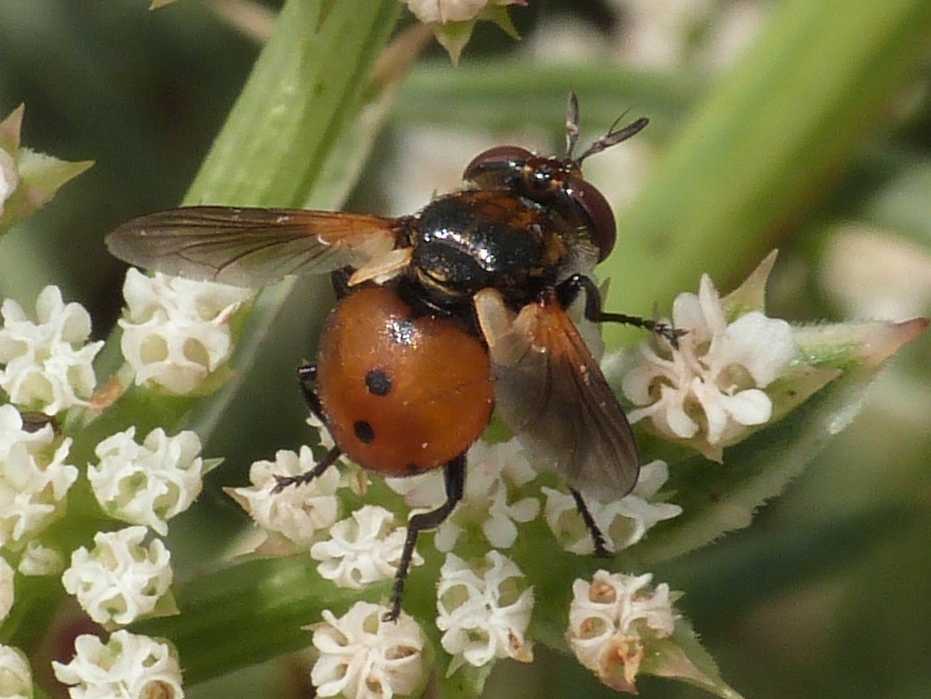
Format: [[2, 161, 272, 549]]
[[310, 601, 426, 699], [0, 644, 32, 699], [311, 505, 422, 590], [52, 630, 183, 699], [386, 438, 539, 552], [62, 526, 173, 626], [567, 570, 678, 693], [88, 427, 205, 536], [17, 541, 64, 576], [436, 551, 534, 674], [0, 404, 77, 549], [402, 0, 523, 24], [119, 268, 252, 394], [542, 460, 682, 554], [228, 446, 341, 550], [0, 286, 103, 415], [622, 273, 796, 456]]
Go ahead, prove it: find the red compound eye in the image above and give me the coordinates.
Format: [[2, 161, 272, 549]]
[[462, 145, 533, 183], [571, 179, 616, 262]]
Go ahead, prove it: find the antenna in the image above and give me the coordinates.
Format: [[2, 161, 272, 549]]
[[573, 103, 649, 165]]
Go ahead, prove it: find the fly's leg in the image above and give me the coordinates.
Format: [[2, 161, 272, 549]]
[[271, 361, 339, 492], [272, 445, 342, 493], [555, 273, 686, 348], [384, 454, 466, 622], [570, 488, 612, 558], [297, 361, 325, 423]]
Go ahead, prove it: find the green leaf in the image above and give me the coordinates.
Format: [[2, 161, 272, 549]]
[[627, 363, 907, 568], [0, 149, 93, 232], [644, 618, 744, 699], [436, 661, 495, 699], [131, 555, 389, 684]]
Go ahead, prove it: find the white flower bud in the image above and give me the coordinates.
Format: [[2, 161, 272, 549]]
[[542, 461, 682, 554], [0, 404, 77, 549], [119, 269, 251, 394], [567, 570, 678, 693], [623, 274, 796, 451], [310, 602, 426, 699], [17, 541, 64, 576], [88, 427, 205, 536], [436, 551, 534, 674], [62, 526, 173, 626], [311, 506, 422, 589], [0, 644, 33, 699], [52, 630, 183, 699], [229, 446, 341, 548], [0, 286, 102, 415], [386, 438, 539, 552]]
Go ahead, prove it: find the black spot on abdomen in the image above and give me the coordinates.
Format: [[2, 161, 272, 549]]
[[365, 368, 392, 396], [354, 420, 375, 444]]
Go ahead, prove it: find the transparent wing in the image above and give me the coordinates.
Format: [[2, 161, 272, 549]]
[[106, 206, 402, 287], [474, 288, 640, 500]]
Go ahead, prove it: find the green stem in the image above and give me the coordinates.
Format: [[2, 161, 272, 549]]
[[12, 0, 400, 667], [599, 0, 931, 347]]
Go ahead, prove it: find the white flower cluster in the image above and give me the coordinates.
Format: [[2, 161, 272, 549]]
[[228, 446, 342, 550], [311, 505, 421, 590], [401, 0, 523, 24], [53, 630, 184, 699], [0, 286, 103, 415], [386, 438, 539, 552], [436, 551, 534, 674], [119, 268, 252, 394], [567, 570, 678, 693], [542, 460, 682, 554], [310, 602, 425, 699], [622, 274, 797, 451], [62, 526, 173, 626], [0, 404, 77, 550], [0, 645, 32, 699], [89, 427, 205, 536]]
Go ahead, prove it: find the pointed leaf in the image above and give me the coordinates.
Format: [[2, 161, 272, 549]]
[[626, 362, 914, 567], [433, 20, 476, 65], [0, 149, 93, 229], [0, 104, 24, 153], [643, 618, 744, 699], [722, 250, 779, 319]]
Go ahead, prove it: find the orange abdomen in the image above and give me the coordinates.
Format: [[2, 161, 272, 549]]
[[317, 286, 494, 477]]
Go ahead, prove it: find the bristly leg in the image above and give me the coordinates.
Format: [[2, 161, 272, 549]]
[[555, 273, 686, 348], [297, 361, 325, 422], [570, 488, 612, 558], [385, 453, 466, 622], [272, 445, 342, 493]]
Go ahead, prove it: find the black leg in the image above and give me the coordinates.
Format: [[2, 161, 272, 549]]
[[570, 488, 612, 558], [555, 274, 686, 348], [384, 454, 467, 622], [272, 445, 342, 494], [297, 362, 327, 423]]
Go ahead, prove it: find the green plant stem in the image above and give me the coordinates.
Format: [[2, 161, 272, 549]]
[[11, 0, 401, 666], [599, 0, 931, 347]]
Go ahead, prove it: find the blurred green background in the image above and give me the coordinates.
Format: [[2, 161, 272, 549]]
[[1, 1, 929, 697]]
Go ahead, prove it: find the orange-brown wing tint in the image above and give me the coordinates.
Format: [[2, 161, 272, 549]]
[[475, 289, 639, 500], [106, 206, 401, 287]]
